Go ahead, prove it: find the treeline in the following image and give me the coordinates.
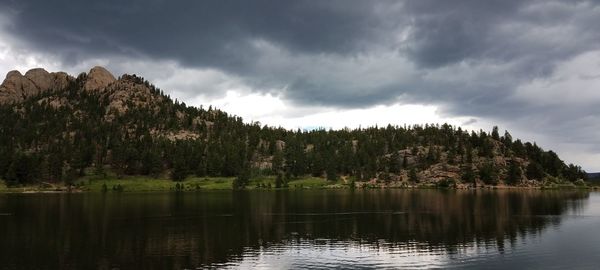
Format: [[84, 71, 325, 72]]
[[0, 74, 587, 187]]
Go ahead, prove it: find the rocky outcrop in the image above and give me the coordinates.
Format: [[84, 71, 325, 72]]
[[101, 74, 165, 119], [0, 71, 26, 104], [0, 66, 118, 104], [0, 66, 170, 121], [84, 66, 116, 91], [0, 68, 72, 104], [275, 140, 286, 151], [419, 163, 461, 182]]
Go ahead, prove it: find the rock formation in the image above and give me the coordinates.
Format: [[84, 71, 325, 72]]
[[0, 68, 72, 104], [0, 66, 119, 104], [84, 66, 116, 91]]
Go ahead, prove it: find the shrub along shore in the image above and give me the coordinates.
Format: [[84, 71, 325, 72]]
[[0, 173, 596, 193]]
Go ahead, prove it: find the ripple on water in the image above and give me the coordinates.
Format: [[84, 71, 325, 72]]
[[2, 190, 600, 269]]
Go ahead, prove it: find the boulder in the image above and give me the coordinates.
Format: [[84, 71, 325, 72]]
[[84, 66, 116, 91]]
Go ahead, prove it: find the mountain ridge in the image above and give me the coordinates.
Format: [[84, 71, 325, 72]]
[[0, 66, 588, 188]]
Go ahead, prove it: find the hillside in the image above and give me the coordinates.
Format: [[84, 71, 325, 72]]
[[0, 67, 587, 188], [588, 173, 600, 182]]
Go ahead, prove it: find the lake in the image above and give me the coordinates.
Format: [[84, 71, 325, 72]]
[[1, 190, 599, 269]]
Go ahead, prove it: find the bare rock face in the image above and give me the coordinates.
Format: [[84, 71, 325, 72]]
[[420, 163, 461, 183], [102, 74, 164, 116], [0, 68, 73, 104], [275, 140, 286, 151], [84, 66, 116, 91], [0, 70, 26, 103], [24, 68, 53, 91]]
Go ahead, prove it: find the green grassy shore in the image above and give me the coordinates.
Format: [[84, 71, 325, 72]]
[[0, 172, 596, 193], [80, 176, 346, 192], [0, 174, 348, 193]]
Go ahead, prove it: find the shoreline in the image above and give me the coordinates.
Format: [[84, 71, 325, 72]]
[[1, 176, 596, 194]]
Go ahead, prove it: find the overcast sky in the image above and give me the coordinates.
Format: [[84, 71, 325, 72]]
[[0, 0, 599, 171]]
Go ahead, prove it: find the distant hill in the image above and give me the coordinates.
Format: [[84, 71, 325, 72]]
[[587, 173, 600, 181], [0, 66, 587, 188]]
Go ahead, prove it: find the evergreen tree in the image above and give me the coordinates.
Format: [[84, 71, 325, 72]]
[[447, 149, 456, 165], [233, 166, 251, 189], [275, 173, 283, 188], [506, 160, 522, 185], [479, 162, 498, 185], [526, 162, 544, 180], [141, 150, 162, 177], [409, 167, 419, 183], [461, 166, 476, 185], [563, 164, 586, 182], [4, 153, 38, 186], [503, 130, 513, 148], [170, 156, 187, 181], [491, 126, 500, 140], [426, 146, 436, 166], [326, 160, 338, 181], [272, 149, 283, 174], [389, 151, 401, 173]]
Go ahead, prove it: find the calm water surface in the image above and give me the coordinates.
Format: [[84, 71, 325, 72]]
[[1, 190, 599, 269]]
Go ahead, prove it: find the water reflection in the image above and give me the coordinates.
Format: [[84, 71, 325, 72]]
[[0, 190, 591, 269]]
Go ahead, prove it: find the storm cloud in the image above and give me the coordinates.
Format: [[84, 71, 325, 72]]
[[1, 0, 600, 170]]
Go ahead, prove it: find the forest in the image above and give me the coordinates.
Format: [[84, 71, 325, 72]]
[[0, 73, 587, 189]]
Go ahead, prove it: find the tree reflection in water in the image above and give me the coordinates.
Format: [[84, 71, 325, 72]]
[[0, 190, 589, 269]]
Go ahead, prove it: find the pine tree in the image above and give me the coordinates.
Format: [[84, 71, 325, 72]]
[[4, 161, 18, 186], [506, 160, 522, 185], [233, 166, 251, 189], [170, 156, 187, 182], [389, 151, 401, 173], [503, 130, 513, 148], [409, 167, 419, 183], [447, 149, 456, 165], [141, 149, 162, 177], [272, 149, 283, 174], [275, 173, 283, 188], [461, 165, 476, 185], [491, 126, 500, 140], [526, 162, 544, 180], [326, 161, 338, 181], [479, 162, 498, 185]]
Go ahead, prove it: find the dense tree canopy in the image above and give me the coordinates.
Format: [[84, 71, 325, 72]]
[[0, 74, 587, 187]]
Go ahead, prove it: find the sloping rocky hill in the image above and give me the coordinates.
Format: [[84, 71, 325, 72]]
[[0, 67, 587, 187]]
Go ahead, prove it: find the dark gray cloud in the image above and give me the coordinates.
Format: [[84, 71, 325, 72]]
[[403, 0, 526, 67], [2, 0, 394, 71], [3, 0, 600, 107], [2, 0, 600, 169]]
